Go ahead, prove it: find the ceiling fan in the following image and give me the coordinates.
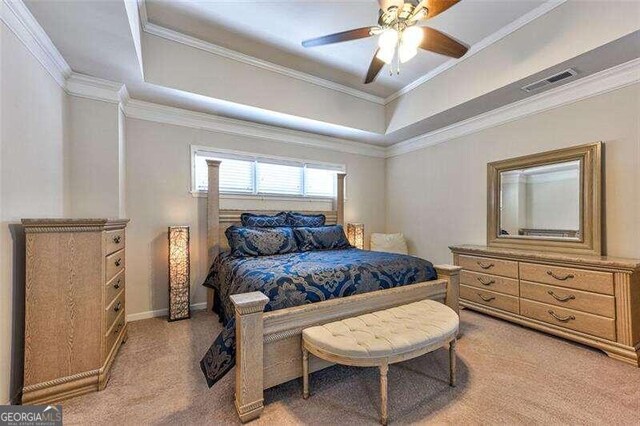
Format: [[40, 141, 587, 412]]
[[301, 0, 468, 84]]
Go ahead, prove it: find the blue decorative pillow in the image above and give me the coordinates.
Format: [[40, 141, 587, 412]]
[[226, 226, 298, 257], [293, 225, 351, 251], [240, 212, 287, 228], [286, 212, 326, 227]]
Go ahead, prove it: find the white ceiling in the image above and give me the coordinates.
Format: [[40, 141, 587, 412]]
[[145, 0, 546, 98], [20, 0, 640, 147]]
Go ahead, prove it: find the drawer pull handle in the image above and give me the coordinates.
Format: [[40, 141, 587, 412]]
[[114, 279, 121, 289], [477, 261, 495, 270], [113, 235, 122, 244], [114, 302, 122, 312], [114, 258, 122, 267], [547, 271, 574, 281], [477, 277, 495, 286], [114, 322, 124, 334], [478, 294, 495, 302], [547, 290, 575, 302], [548, 310, 575, 322]]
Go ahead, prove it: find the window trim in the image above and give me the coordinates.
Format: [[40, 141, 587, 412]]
[[190, 145, 346, 201]]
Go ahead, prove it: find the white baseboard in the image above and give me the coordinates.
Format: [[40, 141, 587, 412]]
[[126, 302, 207, 322]]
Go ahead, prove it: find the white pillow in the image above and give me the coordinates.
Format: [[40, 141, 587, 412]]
[[370, 233, 408, 255]]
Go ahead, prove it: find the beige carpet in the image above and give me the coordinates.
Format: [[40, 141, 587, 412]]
[[59, 309, 640, 425]]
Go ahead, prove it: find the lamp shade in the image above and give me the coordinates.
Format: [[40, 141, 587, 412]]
[[168, 226, 190, 321], [347, 223, 365, 250]]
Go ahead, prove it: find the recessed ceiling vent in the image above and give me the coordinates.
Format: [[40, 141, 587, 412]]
[[521, 69, 578, 93]]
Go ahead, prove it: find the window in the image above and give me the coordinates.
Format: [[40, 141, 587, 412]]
[[192, 146, 345, 199]]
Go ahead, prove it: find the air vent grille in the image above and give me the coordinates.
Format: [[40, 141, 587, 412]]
[[521, 69, 577, 93]]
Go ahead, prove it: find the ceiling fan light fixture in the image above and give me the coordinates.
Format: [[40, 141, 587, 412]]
[[376, 47, 395, 64], [398, 42, 418, 63], [378, 29, 399, 50], [402, 26, 424, 48]]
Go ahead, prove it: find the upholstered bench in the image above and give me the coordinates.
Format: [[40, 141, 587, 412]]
[[301, 299, 460, 425]]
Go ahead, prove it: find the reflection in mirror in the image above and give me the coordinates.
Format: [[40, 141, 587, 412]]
[[499, 160, 580, 240]]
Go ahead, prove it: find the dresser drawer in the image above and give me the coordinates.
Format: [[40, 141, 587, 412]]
[[460, 285, 519, 314], [105, 248, 125, 283], [459, 255, 518, 278], [519, 262, 613, 295], [520, 299, 615, 340], [520, 281, 615, 318], [106, 312, 125, 357], [105, 229, 125, 256], [105, 269, 125, 308], [460, 270, 519, 296], [105, 290, 125, 330]]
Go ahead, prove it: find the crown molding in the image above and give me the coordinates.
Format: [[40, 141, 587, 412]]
[[386, 58, 640, 158], [65, 72, 129, 105], [384, 0, 568, 104], [141, 21, 385, 106], [123, 99, 388, 158], [1, 0, 71, 87]]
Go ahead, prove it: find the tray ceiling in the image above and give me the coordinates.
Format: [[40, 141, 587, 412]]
[[144, 0, 546, 98]]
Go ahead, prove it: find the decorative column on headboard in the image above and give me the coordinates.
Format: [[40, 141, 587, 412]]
[[206, 159, 222, 312], [206, 159, 221, 264], [336, 172, 346, 225]]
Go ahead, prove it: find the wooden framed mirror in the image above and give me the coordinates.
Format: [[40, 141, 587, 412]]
[[487, 142, 602, 255]]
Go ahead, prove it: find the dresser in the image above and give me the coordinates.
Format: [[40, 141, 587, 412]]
[[22, 218, 129, 404], [450, 245, 640, 366]]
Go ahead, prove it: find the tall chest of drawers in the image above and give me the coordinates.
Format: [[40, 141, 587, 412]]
[[450, 245, 640, 366], [22, 218, 129, 404]]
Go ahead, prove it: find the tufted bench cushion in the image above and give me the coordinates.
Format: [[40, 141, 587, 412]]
[[302, 299, 459, 359]]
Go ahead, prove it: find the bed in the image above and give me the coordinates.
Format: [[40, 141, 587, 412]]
[[202, 160, 461, 422]]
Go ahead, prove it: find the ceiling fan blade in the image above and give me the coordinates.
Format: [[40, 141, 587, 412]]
[[419, 27, 468, 58], [412, 0, 461, 21], [364, 49, 385, 84], [302, 27, 375, 47]]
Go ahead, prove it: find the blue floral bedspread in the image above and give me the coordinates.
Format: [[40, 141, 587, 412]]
[[200, 248, 437, 387]]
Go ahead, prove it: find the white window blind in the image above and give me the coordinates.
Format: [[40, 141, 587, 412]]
[[256, 161, 303, 195], [305, 166, 336, 197], [220, 158, 254, 193], [192, 147, 345, 199]]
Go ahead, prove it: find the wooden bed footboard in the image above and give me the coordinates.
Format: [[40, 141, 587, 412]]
[[230, 265, 460, 422]]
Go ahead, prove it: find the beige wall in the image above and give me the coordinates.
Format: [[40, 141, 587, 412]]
[[386, 83, 640, 264], [66, 96, 123, 218], [125, 118, 386, 317], [1, 22, 67, 404]]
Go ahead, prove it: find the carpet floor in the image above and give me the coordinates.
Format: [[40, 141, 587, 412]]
[[59, 309, 640, 425]]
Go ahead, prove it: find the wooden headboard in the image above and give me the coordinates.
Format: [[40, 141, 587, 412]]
[[206, 160, 346, 262]]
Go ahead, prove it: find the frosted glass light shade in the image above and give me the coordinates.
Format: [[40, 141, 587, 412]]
[[398, 42, 417, 63], [402, 26, 424, 47], [376, 47, 395, 64], [378, 29, 399, 50]]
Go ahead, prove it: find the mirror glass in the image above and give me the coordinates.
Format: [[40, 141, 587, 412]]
[[499, 160, 581, 240]]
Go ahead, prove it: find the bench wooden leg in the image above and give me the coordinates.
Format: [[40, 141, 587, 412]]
[[449, 339, 457, 387], [302, 347, 310, 399], [380, 361, 389, 425]]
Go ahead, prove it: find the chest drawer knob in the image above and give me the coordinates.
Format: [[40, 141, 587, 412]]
[[477, 277, 495, 286], [114, 321, 124, 334], [547, 271, 574, 281], [548, 310, 575, 322], [113, 235, 121, 244], [114, 302, 122, 312], [547, 290, 575, 302], [114, 258, 122, 267], [478, 294, 496, 302], [477, 261, 495, 270], [114, 279, 121, 289]]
